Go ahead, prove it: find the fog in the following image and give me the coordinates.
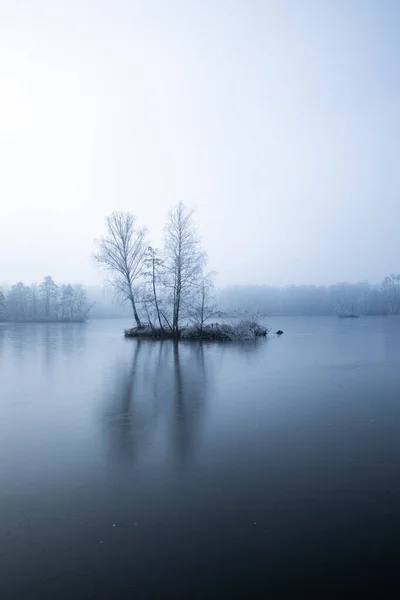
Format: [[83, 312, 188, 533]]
[[1, 0, 399, 287]]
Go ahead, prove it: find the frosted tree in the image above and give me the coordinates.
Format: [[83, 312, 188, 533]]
[[60, 284, 75, 320], [142, 246, 171, 331], [382, 274, 400, 314], [29, 283, 39, 319], [163, 203, 206, 336], [186, 274, 217, 332], [71, 285, 90, 320], [7, 282, 30, 321], [0, 288, 7, 321], [39, 276, 59, 318], [94, 211, 147, 327]]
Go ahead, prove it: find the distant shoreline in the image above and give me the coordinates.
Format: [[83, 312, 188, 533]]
[[0, 319, 87, 324]]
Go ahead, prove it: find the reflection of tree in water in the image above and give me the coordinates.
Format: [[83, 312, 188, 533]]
[[41, 325, 59, 371], [40, 323, 87, 371], [172, 342, 207, 465], [0, 325, 5, 359], [104, 340, 161, 463], [59, 323, 86, 357], [0, 323, 87, 369], [0, 325, 7, 364], [383, 319, 400, 363], [228, 338, 263, 357], [5, 323, 40, 363], [103, 340, 209, 466]]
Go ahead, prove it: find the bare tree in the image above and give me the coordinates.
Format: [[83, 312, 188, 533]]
[[382, 274, 400, 315], [0, 288, 7, 321], [39, 276, 59, 318], [71, 284, 94, 320], [164, 203, 206, 336], [29, 283, 38, 319], [7, 282, 30, 321], [94, 211, 147, 327], [143, 246, 166, 331], [187, 273, 218, 332], [60, 284, 75, 320], [2, 278, 93, 322]]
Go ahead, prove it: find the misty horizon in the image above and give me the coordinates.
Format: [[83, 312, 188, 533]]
[[0, 275, 396, 290], [1, 0, 400, 288]]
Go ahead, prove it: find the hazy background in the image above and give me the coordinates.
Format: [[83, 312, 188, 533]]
[[1, 0, 399, 287]]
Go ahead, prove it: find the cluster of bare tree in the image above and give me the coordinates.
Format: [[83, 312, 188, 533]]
[[381, 275, 400, 315], [0, 276, 92, 322], [217, 277, 400, 317], [94, 203, 216, 335]]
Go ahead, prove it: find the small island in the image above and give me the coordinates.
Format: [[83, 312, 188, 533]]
[[125, 320, 269, 341], [94, 205, 276, 342]]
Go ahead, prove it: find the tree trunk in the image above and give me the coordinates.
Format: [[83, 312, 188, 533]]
[[152, 257, 163, 331], [199, 286, 205, 332], [130, 296, 142, 328], [174, 272, 181, 337]]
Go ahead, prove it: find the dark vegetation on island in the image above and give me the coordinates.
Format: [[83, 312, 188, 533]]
[[125, 320, 269, 341]]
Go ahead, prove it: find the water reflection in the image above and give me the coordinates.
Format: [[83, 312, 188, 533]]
[[6, 324, 37, 362], [0, 323, 87, 371], [0, 325, 4, 359], [104, 340, 208, 466], [382, 317, 400, 362], [42, 325, 59, 371], [104, 340, 157, 462], [2, 318, 400, 598], [172, 342, 207, 465], [60, 322, 86, 356]]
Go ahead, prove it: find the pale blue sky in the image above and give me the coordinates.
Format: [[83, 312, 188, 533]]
[[1, 0, 399, 286]]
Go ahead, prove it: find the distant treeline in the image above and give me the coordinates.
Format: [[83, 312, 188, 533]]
[[0, 276, 93, 322], [217, 276, 400, 317], [3, 274, 400, 323]]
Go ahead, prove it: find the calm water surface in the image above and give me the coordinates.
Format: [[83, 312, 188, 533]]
[[1, 317, 400, 598]]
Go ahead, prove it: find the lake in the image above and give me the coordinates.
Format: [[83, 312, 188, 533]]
[[1, 316, 400, 598]]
